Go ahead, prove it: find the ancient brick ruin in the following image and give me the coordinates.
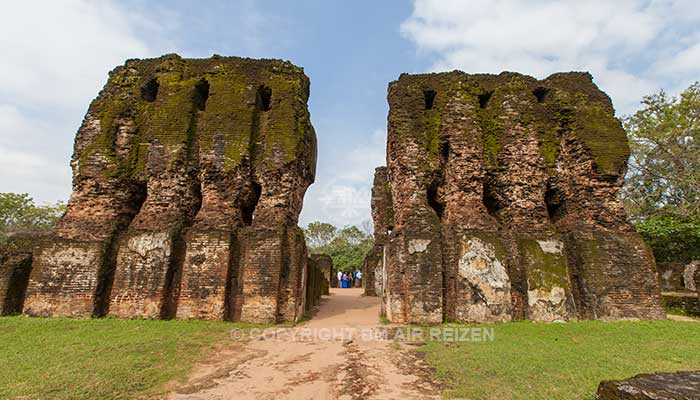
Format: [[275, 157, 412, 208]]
[[20, 54, 319, 323], [311, 254, 333, 296], [367, 71, 666, 323], [0, 234, 48, 316], [363, 167, 392, 298]]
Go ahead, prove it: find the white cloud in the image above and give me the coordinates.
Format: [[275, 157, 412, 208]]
[[0, 1, 163, 112], [401, 0, 700, 114], [0, 1, 167, 203], [299, 129, 386, 228]]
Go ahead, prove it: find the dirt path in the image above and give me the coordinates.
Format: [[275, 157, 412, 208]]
[[168, 288, 441, 400]]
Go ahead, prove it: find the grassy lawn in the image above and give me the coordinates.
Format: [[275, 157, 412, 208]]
[[420, 320, 700, 400], [0, 316, 256, 400]]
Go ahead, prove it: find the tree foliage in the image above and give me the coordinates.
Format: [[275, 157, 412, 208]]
[[0, 193, 65, 243], [623, 82, 700, 220], [303, 221, 337, 248], [636, 214, 700, 263], [622, 82, 700, 263], [304, 221, 374, 273]]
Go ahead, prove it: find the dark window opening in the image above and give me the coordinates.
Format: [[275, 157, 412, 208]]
[[140, 78, 159, 102], [544, 186, 563, 222], [482, 180, 501, 218], [257, 85, 272, 111], [241, 182, 262, 226], [533, 87, 549, 103], [439, 140, 450, 162], [478, 91, 493, 109], [424, 89, 437, 110], [2, 257, 32, 316], [427, 183, 444, 220], [193, 79, 210, 111]]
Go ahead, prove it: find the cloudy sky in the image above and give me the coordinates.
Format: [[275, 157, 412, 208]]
[[1, 0, 699, 228]]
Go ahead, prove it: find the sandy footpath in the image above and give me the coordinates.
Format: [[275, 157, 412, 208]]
[[167, 288, 441, 400]]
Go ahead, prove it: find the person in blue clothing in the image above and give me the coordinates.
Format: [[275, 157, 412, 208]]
[[355, 270, 362, 288], [341, 272, 348, 288]]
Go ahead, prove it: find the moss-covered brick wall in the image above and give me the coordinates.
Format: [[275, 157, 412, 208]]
[[23, 54, 317, 323], [379, 70, 664, 323]]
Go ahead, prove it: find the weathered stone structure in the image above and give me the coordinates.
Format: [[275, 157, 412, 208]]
[[596, 371, 700, 399], [374, 71, 665, 323], [22, 54, 317, 323], [310, 254, 333, 296], [363, 167, 392, 298], [304, 256, 324, 313], [658, 261, 699, 293], [0, 234, 48, 315]]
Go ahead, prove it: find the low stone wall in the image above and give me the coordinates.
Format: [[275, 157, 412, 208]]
[[0, 233, 49, 316], [662, 292, 700, 317], [657, 261, 699, 292]]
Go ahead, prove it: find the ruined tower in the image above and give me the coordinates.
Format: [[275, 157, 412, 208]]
[[374, 71, 665, 323], [22, 54, 317, 323]]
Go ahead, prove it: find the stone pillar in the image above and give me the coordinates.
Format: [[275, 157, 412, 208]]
[[363, 167, 393, 297], [311, 254, 333, 296]]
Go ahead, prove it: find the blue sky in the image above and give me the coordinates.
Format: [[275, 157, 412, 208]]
[[1, 0, 699, 228]]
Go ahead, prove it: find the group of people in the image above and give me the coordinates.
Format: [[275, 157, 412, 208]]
[[336, 270, 362, 288]]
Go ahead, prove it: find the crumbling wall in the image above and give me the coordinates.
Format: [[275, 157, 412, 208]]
[[658, 261, 698, 292], [304, 256, 323, 313], [311, 254, 333, 295], [0, 234, 48, 315], [362, 167, 393, 297], [377, 71, 664, 323], [23, 54, 316, 323]]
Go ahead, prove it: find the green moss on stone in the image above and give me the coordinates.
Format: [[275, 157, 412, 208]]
[[519, 238, 570, 291], [574, 103, 629, 175], [424, 110, 441, 162], [478, 109, 500, 168]]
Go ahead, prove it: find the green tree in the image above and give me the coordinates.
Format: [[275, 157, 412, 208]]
[[304, 221, 374, 273], [303, 221, 337, 248], [0, 193, 66, 243], [636, 214, 700, 263], [622, 82, 700, 220]]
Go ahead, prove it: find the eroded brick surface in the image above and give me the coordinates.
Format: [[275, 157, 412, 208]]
[[373, 71, 665, 323], [23, 54, 316, 323]]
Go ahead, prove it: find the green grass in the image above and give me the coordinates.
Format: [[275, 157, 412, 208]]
[[0, 316, 259, 400], [420, 320, 700, 400], [666, 306, 690, 316]]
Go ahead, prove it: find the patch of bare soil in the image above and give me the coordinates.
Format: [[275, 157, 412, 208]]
[[167, 289, 441, 400]]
